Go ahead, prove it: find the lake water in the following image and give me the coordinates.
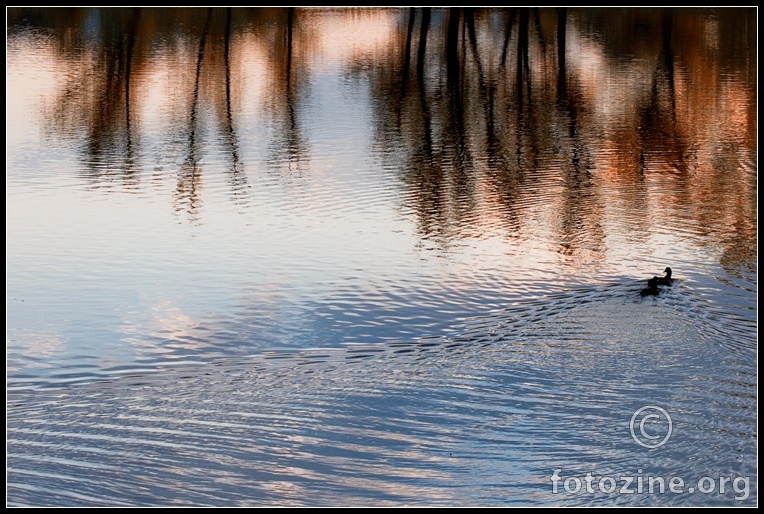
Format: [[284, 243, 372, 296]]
[[6, 7, 757, 506]]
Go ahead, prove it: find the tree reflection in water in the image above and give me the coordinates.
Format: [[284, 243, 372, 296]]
[[7, 7, 756, 263]]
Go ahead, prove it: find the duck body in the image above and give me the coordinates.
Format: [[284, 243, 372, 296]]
[[653, 267, 673, 286], [640, 277, 660, 296]]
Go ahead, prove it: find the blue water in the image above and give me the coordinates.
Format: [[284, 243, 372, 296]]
[[6, 7, 757, 506]]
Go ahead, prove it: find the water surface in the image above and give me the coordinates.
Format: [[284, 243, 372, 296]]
[[6, 7, 757, 506]]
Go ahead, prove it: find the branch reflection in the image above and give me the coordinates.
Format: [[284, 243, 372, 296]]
[[8, 7, 756, 267]]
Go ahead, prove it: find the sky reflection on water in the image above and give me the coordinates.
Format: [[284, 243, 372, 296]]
[[6, 7, 757, 507]]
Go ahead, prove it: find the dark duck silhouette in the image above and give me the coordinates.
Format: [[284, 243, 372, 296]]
[[640, 277, 660, 296], [652, 267, 673, 286]]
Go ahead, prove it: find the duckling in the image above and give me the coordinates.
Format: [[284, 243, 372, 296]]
[[640, 277, 660, 296], [653, 267, 672, 286]]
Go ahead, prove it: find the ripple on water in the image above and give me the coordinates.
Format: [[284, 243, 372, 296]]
[[7, 281, 756, 506]]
